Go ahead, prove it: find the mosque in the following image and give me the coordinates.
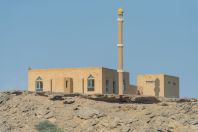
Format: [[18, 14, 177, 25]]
[[28, 8, 179, 98]]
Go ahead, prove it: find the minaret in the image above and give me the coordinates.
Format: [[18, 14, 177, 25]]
[[117, 8, 124, 95]]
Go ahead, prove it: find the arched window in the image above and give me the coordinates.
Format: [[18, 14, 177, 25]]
[[87, 75, 94, 91], [35, 77, 43, 92]]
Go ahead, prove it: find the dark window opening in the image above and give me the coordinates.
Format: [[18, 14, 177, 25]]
[[123, 80, 126, 91], [106, 80, 109, 93], [113, 81, 116, 94], [87, 75, 95, 91]]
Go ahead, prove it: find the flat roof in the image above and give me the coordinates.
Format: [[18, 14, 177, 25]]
[[137, 74, 179, 78], [29, 67, 116, 71], [28, 67, 130, 73]]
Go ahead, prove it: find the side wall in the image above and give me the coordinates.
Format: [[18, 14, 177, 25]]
[[124, 85, 137, 95], [102, 68, 131, 94], [102, 68, 118, 94], [164, 75, 179, 98], [28, 68, 103, 94]]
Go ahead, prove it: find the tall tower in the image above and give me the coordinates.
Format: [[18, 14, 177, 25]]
[[117, 8, 124, 95]]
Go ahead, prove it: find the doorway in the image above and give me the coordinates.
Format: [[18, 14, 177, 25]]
[[64, 78, 73, 93]]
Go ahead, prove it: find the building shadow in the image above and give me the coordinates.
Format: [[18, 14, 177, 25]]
[[154, 79, 160, 97]]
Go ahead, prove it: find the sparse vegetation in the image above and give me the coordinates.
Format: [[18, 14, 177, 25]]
[[35, 120, 63, 132]]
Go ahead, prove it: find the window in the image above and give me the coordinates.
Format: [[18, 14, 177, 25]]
[[35, 77, 43, 92], [123, 80, 126, 91], [87, 75, 95, 91], [173, 82, 176, 85], [106, 80, 109, 93], [113, 81, 116, 94], [168, 81, 171, 84]]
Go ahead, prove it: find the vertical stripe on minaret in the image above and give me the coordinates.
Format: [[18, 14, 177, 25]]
[[117, 8, 124, 95]]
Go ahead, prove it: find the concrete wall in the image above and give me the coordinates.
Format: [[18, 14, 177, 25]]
[[28, 67, 132, 95], [124, 85, 137, 95], [164, 75, 179, 98], [102, 68, 118, 94], [28, 68, 103, 94], [102, 68, 131, 94], [137, 74, 179, 98], [137, 74, 165, 97]]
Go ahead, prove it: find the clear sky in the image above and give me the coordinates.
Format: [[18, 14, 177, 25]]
[[0, 0, 197, 97]]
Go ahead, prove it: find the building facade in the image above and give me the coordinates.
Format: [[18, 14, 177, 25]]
[[28, 68, 179, 98], [28, 67, 136, 95], [137, 74, 179, 98]]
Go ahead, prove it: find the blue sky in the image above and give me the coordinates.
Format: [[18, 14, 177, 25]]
[[0, 1, 197, 97]]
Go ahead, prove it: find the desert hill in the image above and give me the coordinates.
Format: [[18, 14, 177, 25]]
[[0, 91, 198, 132]]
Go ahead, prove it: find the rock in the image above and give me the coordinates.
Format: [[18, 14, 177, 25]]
[[119, 96, 132, 103], [126, 118, 139, 124], [0, 93, 10, 105], [109, 117, 121, 129], [49, 94, 64, 101], [35, 92, 49, 97], [65, 121, 78, 129], [189, 119, 198, 125], [145, 112, 152, 115], [10, 91, 23, 96], [133, 96, 160, 104], [48, 117, 56, 123], [76, 107, 105, 120], [160, 103, 169, 106], [120, 127, 131, 132], [176, 98, 191, 103], [63, 93, 81, 97], [45, 114, 54, 119], [63, 97, 75, 104]]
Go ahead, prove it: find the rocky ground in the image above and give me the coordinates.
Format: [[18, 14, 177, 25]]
[[0, 91, 198, 132]]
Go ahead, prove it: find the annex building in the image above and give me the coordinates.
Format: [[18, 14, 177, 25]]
[[28, 8, 179, 98]]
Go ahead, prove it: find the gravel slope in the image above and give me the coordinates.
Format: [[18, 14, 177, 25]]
[[0, 92, 198, 132]]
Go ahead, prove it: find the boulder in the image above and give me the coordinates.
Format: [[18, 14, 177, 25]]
[[75, 107, 105, 120], [35, 92, 49, 97], [49, 95, 64, 101], [0, 93, 10, 105], [160, 103, 169, 106], [188, 119, 198, 125], [176, 98, 191, 103], [132, 96, 160, 104], [10, 91, 23, 96], [63, 97, 75, 104], [63, 93, 81, 97]]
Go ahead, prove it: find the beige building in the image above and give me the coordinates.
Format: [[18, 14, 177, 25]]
[[28, 67, 135, 95], [28, 8, 180, 98], [137, 74, 179, 98]]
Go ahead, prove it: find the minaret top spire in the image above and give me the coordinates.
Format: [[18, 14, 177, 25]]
[[118, 8, 124, 15]]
